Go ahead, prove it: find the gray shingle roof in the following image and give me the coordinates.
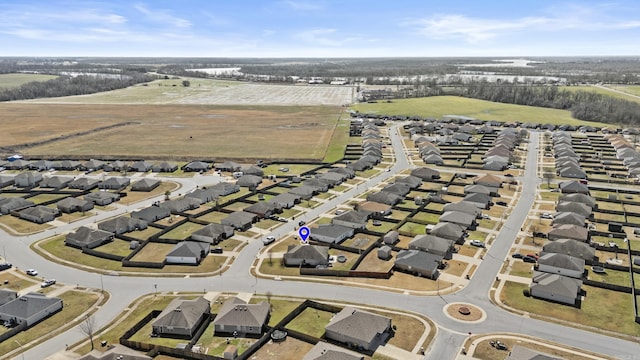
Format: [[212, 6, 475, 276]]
[[325, 307, 391, 346]]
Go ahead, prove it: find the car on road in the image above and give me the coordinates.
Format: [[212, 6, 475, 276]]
[[511, 253, 524, 259], [26, 269, 38, 276], [522, 255, 537, 263], [298, 220, 306, 227], [469, 240, 485, 248], [591, 266, 606, 274], [41, 279, 56, 288], [0, 263, 12, 271], [263, 236, 276, 245]]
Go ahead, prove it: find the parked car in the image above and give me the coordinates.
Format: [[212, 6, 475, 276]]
[[26, 269, 38, 276], [540, 213, 553, 219], [469, 240, 485, 248], [41, 279, 56, 288], [263, 236, 276, 245], [504, 174, 514, 177], [496, 201, 508, 206], [591, 266, 606, 274], [522, 256, 537, 263], [0, 263, 12, 271], [210, 247, 223, 254], [511, 253, 524, 259], [526, 253, 539, 260], [334, 209, 345, 215]]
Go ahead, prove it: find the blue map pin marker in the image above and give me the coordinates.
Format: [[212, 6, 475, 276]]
[[298, 226, 310, 243]]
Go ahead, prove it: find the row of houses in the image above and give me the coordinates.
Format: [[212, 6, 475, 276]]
[[1, 159, 181, 173], [0, 173, 160, 192], [553, 132, 587, 179], [608, 134, 640, 180]]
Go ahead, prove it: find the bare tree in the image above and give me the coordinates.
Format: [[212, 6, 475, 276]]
[[266, 291, 273, 307], [542, 170, 555, 188], [79, 315, 97, 350]]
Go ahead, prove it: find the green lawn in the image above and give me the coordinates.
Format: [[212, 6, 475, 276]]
[[561, 85, 640, 104], [285, 308, 333, 338], [351, 96, 611, 126], [501, 282, 640, 337], [160, 222, 204, 240], [603, 84, 640, 97]]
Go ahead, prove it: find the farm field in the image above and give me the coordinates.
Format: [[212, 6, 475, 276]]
[[603, 84, 640, 97], [0, 73, 59, 89], [24, 77, 356, 106], [0, 103, 347, 160], [560, 85, 640, 103], [350, 95, 610, 126]]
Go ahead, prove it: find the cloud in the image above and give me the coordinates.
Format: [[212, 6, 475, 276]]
[[279, 0, 324, 11], [133, 3, 191, 28]]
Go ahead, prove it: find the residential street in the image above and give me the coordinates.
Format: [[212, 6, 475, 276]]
[[4, 127, 640, 360]]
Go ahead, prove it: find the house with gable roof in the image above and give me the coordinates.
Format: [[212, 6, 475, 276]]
[[152, 297, 210, 338], [214, 297, 270, 336], [324, 307, 392, 351]]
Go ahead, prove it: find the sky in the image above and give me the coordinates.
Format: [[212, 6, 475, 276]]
[[1, 0, 639, 57]]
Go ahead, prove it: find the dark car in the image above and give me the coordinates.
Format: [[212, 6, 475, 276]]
[[522, 256, 537, 263], [496, 201, 508, 206], [511, 253, 523, 259], [0, 263, 12, 271], [591, 266, 606, 274], [210, 247, 223, 254], [298, 220, 306, 226], [526, 253, 539, 260]]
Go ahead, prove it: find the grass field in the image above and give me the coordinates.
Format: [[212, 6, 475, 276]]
[[0, 103, 345, 161], [603, 84, 640, 97], [351, 96, 610, 126], [0, 73, 58, 89], [560, 85, 640, 103]]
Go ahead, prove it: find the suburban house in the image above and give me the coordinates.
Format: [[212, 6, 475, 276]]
[[366, 191, 403, 206], [0, 198, 35, 215], [548, 224, 590, 242], [0, 292, 63, 327], [213, 297, 270, 336], [98, 216, 147, 234], [463, 193, 493, 209], [152, 297, 210, 338], [464, 184, 499, 197], [160, 197, 201, 213], [191, 223, 235, 244], [394, 249, 442, 279], [98, 177, 130, 190], [395, 175, 422, 189], [57, 197, 94, 213], [18, 206, 59, 223], [14, 172, 42, 188], [428, 222, 465, 244], [356, 201, 392, 219], [210, 182, 240, 196], [328, 167, 355, 179], [28, 159, 53, 171], [131, 178, 161, 192], [537, 253, 586, 279], [54, 160, 82, 170], [0, 289, 18, 306], [128, 160, 153, 172], [268, 193, 301, 209], [131, 206, 171, 222], [559, 181, 589, 194], [68, 177, 100, 190], [410, 167, 440, 180], [151, 161, 178, 173], [332, 211, 368, 229], [186, 188, 219, 204], [324, 307, 392, 352], [442, 201, 481, 218], [4, 159, 29, 170], [216, 161, 242, 172], [302, 342, 364, 360], [317, 171, 346, 186], [241, 165, 264, 177], [79, 344, 152, 360], [556, 201, 592, 218], [530, 271, 582, 306], [0, 175, 15, 188], [236, 174, 262, 189], [82, 159, 106, 171], [409, 235, 455, 259], [165, 241, 209, 265], [541, 238, 597, 262], [303, 178, 330, 192], [439, 211, 476, 230], [102, 160, 126, 172], [39, 176, 73, 189], [244, 202, 279, 219], [288, 185, 318, 200], [381, 183, 411, 197], [552, 212, 586, 227], [84, 192, 120, 206], [221, 211, 257, 231], [559, 193, 596, 208], [65, 226, 114, 249], [183, 161, 211, 172], [309, 224, 354, 244], [283, 245, 329, 267], [474, 174, 503, 188]]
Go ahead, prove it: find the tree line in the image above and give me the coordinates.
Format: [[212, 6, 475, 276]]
[[0, 73, 155, 101], [447, 82, 640, 126]]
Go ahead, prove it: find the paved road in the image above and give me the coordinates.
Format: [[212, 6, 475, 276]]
[[7, 128, 640, 360]]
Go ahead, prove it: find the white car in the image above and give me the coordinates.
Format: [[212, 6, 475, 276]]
[[26, 269, 38, 276], [41, 279, 56, 288], [263, 236, 276, 245], [470, 240, 486, 248]]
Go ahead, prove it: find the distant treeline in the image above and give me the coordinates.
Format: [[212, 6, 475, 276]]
[[450, 82, 640, 126], [0, 73, 155, 101]]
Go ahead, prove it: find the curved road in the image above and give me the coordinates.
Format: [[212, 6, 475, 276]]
[[5, 128, 639, 359]]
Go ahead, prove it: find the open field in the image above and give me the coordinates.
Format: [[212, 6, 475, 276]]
[[351, 96, 610, 127], [0, 73, 59, 89], [560, 85, 640, 103], [0, 104, 346, 160], [25, 77, 356, 106], [603, 84, 640, 97]]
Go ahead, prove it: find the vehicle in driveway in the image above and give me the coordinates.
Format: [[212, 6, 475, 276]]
[[41, 279, 56, 288], [522, 255, 537, 263], [511, 253, 524, 259], [591, 266, 606, 274], [263, 236, 276, 245], [540, 213, 553, 219], [210, 247, 223, 254], [0, 263, 12, 271], [26, 269, 38, 276], [496, 201, 508, 206], [469, 240, 485, 248], [526, 253, 539, 260]]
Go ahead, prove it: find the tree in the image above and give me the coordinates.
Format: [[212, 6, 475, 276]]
[[182, 80, 191, 87], [79, 315, 97, 350], [542, 170, 555, 188]]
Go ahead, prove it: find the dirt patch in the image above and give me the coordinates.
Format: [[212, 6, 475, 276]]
[[445, 303, 483, 322]]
